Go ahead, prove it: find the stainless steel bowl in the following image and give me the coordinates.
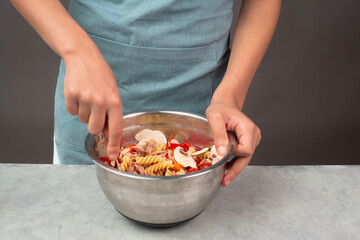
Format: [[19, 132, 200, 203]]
[[85, 111, 235, 227]]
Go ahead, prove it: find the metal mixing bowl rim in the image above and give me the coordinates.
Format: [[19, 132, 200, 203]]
[[85, 110, 236, 180]]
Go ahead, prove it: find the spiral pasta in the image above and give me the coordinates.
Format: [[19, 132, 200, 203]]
[[154, 142, 167, 151], [155, 170, 165, 176], [119, 155, 131, 171], [135, 155, 165, 165], [165, 168, 174, 176], [175, 168, 186, 175], [145, 161, 173, 175]]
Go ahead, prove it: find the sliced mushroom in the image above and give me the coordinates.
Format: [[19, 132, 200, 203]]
[[191, 147, 209, 156], [169, 138, 179, 144], [174, 146, 197, 168], [210, 145, 225, 164], [135, 129, 167, 144]]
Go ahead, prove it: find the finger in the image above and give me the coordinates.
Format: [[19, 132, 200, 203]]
[[234, 130, 253, 157], [220, 164, 226, 187], [207, 112, 228, 156], [222, 156, 251, 187], [78, 102, 91, 123], [65, 99, 78, 116], [225, 159, 235, 170], [88, 106, 106, 135], [107, 103, 123, 161]]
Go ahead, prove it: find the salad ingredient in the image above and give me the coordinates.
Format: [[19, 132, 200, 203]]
[[135, 129, 167, 144], [95, 129, 225, 176], [173, 146, 197, 168]]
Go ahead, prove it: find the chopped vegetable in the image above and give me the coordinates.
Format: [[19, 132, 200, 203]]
[[100, 157, 111, 165], [198, 162, 212, 170], [173, 162, 184, 172], [187, 168, 198, 173]]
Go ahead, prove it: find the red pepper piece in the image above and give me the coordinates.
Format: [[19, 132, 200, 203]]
[[198, 162, 212, 170], [179, 142, 192, 152], [181, 142, 196, 152], [100, 157, 111, 165], [195, 156, 202, 166], [187, 168, 198, 173], [125, 144, 135, 148], [166, 143, 179, 150]]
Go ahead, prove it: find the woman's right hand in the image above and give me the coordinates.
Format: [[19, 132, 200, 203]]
[[10, 0, 123, 160], [63, 46, 123, 161]]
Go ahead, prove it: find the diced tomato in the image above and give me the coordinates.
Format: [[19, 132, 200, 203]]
[[187, 168, 198, 173], [128, 148, 135, 154], [198, 162, 212, 170], [100, 157, 111, 165]]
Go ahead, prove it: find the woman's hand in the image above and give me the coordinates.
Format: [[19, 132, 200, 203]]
[[206, 102, 261, 187], [10, 0, 125, 160], [205, 0, 280, 185], [64, 47, 123, 161]]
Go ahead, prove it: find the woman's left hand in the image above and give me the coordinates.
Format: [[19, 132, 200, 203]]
[[206, 102, 261, 187]]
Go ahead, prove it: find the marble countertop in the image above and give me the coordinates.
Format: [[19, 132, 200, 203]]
[[0, 164, 359, 240]]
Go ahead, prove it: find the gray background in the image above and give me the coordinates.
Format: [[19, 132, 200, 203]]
[[1, 0, 359, 164]]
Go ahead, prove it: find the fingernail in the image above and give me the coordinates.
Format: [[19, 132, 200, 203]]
[[218, 146, 227, 156], [108, 153, 117, 160]]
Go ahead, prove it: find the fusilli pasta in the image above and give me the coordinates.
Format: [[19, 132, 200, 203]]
[[145, 161, 173, 175], [135, 155, 165, 165], [119, 155, 131, 171], [165, 168, 174, 176]]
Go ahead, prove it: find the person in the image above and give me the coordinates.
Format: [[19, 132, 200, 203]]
[[11, 0, 280, 186]]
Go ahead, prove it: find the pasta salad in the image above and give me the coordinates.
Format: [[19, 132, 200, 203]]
[[94, 129, 225, 176]]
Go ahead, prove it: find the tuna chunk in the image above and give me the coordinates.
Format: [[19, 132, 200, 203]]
[[126, 161, 136, 173], [134, 163, 146, 175], [133, 140, 148, 154], [145, 139, 156, 154], [119, 148, 131, 159]]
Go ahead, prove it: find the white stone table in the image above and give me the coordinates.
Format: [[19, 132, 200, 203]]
[[1, 164, 359, 239]]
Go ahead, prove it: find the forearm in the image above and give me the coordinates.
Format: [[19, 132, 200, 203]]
[[10, 0, 98, 62], [212, 0, 281, 109]]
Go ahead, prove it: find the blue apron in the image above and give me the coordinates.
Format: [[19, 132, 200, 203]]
[[54, 0, 233, 164]]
